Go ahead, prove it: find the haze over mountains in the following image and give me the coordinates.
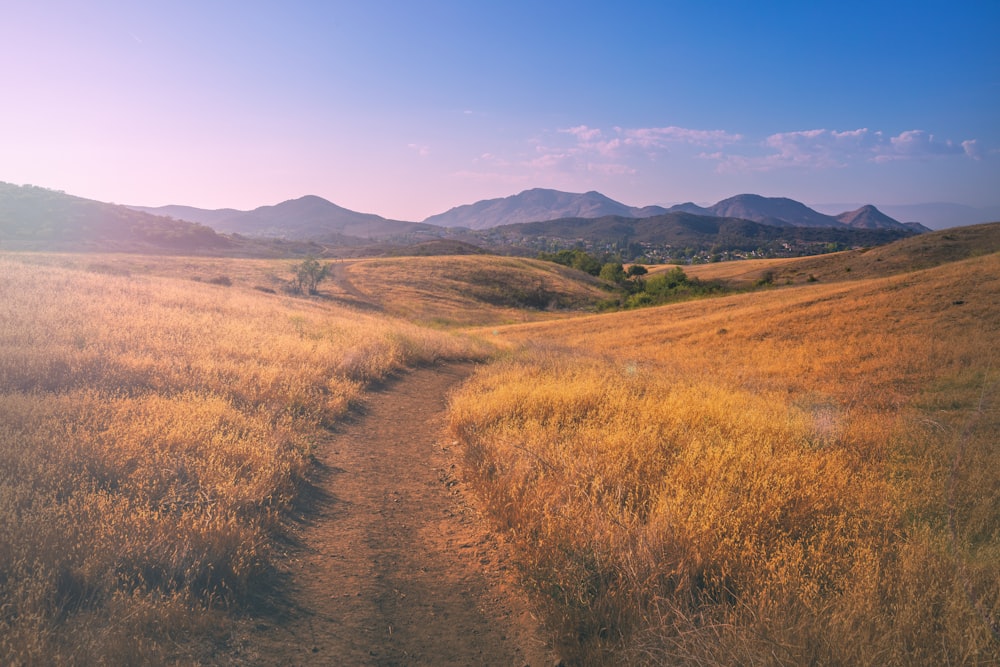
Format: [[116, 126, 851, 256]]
[[421, 188, 670, 229], [0, 182, 229, 252], [135, 187, 929, 236], [7, 180, 994, 260], [135, 196, 438, 244]]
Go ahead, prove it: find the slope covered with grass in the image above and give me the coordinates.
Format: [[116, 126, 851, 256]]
[[0, 254, 488, 663], [449, 251, 1000, 664], [342, 255, 610, 327]]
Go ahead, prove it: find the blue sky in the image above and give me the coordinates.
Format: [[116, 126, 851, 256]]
[[1, 1, 997, 220]]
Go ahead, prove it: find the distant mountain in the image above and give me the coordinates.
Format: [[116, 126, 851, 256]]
[[420, 189, 916, 233], [704, 194, 841, 228], [0, 182, 230, 252], [133, 195, 442, 243], [422, 188, 667, 229], [814, 202, 1000, 230], [835, 204, 928, 231], [664, 202, 713, 216]]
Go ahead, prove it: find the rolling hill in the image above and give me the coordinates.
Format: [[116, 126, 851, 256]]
[[0, 182, 231, 252], [680, 221, 1000, 286]]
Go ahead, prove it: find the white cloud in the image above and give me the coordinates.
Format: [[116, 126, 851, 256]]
[[407, 143, 430, 157], [621, 126, 743, 149], [457, 123, 983, 187], [877, 130, 965, 162], [705, 128, 980, 172], [962, 139, 982, 159], [561, 125, 603, 142]]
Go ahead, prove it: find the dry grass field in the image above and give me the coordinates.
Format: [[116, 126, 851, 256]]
[[340, 255, 610, 327], [0, 253, 490, 664], [3, 225, 998, 665], [449, 246, 1000, 664]]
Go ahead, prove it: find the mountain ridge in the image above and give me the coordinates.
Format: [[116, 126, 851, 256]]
[[423, 189, 915, 232], [421, 188, 669, 229], [132, 195, 439, 242]]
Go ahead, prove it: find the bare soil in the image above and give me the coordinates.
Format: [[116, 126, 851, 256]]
[[226, 363, 553, 666]]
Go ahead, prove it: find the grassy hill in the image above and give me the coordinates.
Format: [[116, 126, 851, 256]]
[[339, 255, 610, 327], [449, 234, 1000, 663], [1, 220, 997, 665], [677, 221, 1000, 287]]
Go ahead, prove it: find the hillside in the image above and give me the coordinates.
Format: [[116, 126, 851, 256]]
[[770, 221, 1000, 285], [0, 182, 231, 252], [676, 221, 1000, 287], [452, 241, 1000, 663], [337, 255, 610, 327]]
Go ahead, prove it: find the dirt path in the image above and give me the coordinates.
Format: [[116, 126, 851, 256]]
[[324, 261, 381, 311], [229, 363, 552, 666]]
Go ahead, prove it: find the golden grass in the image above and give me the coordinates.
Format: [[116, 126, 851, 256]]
[[449, 252, 1000, 664], [648, 256, 809, 285], [342, 255, 609, 327], [0, 253, 487, 663]]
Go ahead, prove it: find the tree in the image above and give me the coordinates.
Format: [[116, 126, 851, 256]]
[[292, 257, 330, 294], [626, 264, 648, 279], [599, 262, 626, 284]]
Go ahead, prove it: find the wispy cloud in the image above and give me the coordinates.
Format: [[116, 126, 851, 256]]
[[522, 124, 743, 175], [707, 128, 978, 172], [407, 143, 430, 157], [454, 123, 981, 186], [620, 126, 743, 149]]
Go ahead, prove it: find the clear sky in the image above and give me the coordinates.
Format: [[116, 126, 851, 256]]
[[2, 1, 998, 221]]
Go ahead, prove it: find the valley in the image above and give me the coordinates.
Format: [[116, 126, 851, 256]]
[[0, 203, 998, 665]]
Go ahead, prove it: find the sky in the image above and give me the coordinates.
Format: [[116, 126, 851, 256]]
[[1, 1, 998, 221]]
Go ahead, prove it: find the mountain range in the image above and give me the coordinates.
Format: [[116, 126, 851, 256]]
[[421, 188, 669, 229], [133, 196, 440, 244], [422, 189, 929, 233], [133, 188, 929, 238], [0, 181, 960, 259]]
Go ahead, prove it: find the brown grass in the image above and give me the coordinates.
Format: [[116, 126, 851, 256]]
[[449, 252, 1000, 664], [0, 253, 488, 663]]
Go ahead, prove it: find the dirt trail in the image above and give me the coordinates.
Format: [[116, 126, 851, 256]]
[[230, 363, 552, 666]]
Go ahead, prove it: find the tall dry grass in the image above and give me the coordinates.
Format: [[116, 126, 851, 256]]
[[449, 253, 1000, 664], [0, 254, 487, 664]]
